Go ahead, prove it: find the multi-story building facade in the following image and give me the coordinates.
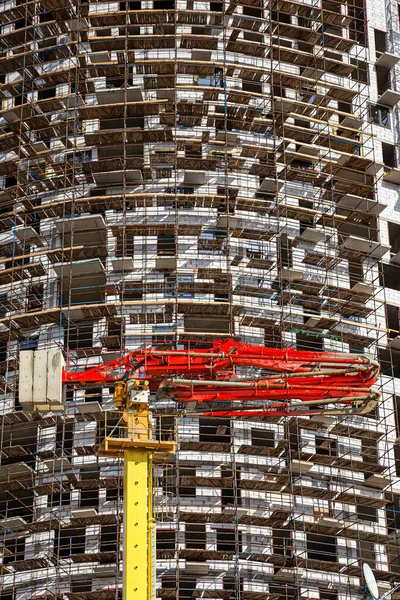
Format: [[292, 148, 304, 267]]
[[0, 0, 400, 598]]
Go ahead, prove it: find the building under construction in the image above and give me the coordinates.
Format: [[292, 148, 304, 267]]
[[0, 0, 400, 598]]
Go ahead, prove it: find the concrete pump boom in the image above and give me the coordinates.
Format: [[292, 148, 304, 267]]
[[21, 339, 380, 600]]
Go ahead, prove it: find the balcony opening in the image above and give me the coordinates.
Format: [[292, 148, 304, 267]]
[[157, 232, 175, 256], [100, 523, 118, 553], [157, 529, 176, 551], [153, 0, 175, 8], [56, 528, 85, 557], [273, 527, 291, 557], [356, 504, 378, 523], [251, 428, 275, 447], [307, 533, 336, 562], [216, 528, 242, 553], [185, 524, 206, 550], [380, 263, 400, 290], [386, 305, 399, 339], [382, 142, 397, 168], [80, 468, 100, 509], [179, 467, 196, 497], [199, 418, 231, 443], [315, 436, 337, 457], [374, 29, 387, 57]]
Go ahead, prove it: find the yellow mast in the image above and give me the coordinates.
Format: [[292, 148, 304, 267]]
[[97, 381, 176, 600]]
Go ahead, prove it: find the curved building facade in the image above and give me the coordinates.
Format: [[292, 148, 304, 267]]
[[1, 0, 400, 599]]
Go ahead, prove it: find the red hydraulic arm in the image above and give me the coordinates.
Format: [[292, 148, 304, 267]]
[[63, 339, 380, 418]]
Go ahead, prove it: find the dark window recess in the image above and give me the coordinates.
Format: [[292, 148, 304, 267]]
[[376, 66, 391, 96], [56, 528, 86, 557], [386, 305, 400, 339], [386, 495, 400, 534], [382, 142, 397, 168], [80, 468, 100, 509], [0, 293, 9, 318], [242, 80, 262, 94], [296, 332, 324, 352], [299, 199, 313, 234], [307, 533, 337, 562], [380, 263, 400, 291], [71, 581, 92, 593], [264, 325, 282, 348], [179, 467, 196, 497], [153, 0, 175, 7], [251, 428, 275, 447], [349, 260, 364, 287], [370, 104, 390, 127], [273, 527, 291, 557], [100, 524, 118, 553], [106, 487, 119, 501], [210, 1, 223, 10], [100, 116, 144, 130], [116, 232, 134, 257], [388, 222, 400, 254], [49, 490, 71, 507], [214, 67, 223, 88], [273, 86, 285, 98], [223, 576, 244, 593], [27, 284, 43, 311], [123, 284, 143, 300], [362, 437, 378, 464], [394, 444, 400, 477], [315, 436, 337, 457], [243, 4, 262, 17], [271, 9, 291, 22], [178, 579, 197, 600], [359, 539, 375, 568], [3, 537, 25, 565], [288, 423, 300, 453], [221, 466, 240, 508], [157, 233, 175, 256], [378, 347, 400, 378], [186, 524, 206, 550], [356, 504, 378, 523], [66, 322, 93, 350], [374, 29, 387, 57], [120, 1, 141, 9], [157, 529, 175, 551], [56, 420, 73, 456], [277, 234, 292, 268], [350, 58, 369, 83], [5, 246, 30, 269], [216, 529, 242, 553], [38, 87, 55, 100], [215, 292, 229, 302], [199, 418, 231, 442], [0, 342, 7, 363]]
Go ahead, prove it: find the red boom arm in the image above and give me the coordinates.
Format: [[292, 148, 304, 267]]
[[63, 339, 380, 418]]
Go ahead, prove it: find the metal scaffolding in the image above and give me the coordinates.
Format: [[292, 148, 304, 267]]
[[0, 0, 400, 598]]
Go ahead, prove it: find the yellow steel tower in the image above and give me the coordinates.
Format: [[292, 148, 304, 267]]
[[97, 381, 176, 600]]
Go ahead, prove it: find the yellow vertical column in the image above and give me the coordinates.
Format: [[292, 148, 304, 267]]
[[123, 448, 149, 600]]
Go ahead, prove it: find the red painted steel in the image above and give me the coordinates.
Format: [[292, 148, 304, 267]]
[[63, 339, 379, 417]]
